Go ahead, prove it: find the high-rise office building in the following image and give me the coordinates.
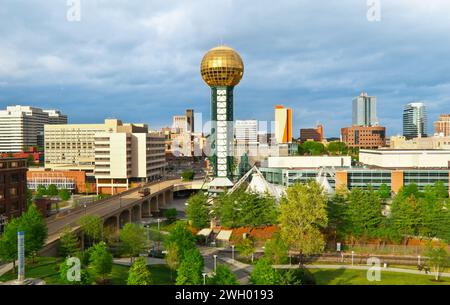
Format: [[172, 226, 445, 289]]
[[201, 45, 244, 187], [186, 109, 194, 133], [0, 105, 67, 152], [274, 105, 292, 144], [434, 114, 450, 136], [352, 92, 378, 127], [235, 120, 258, 143], [403, 102, 427, 139]]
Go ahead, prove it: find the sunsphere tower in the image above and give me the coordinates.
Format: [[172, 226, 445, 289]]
[[200, 45, 244, 188]]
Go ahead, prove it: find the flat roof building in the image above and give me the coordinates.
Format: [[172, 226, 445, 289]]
[[359, 149, 450, 168], [0, 105, 67, 152], [434, 114, 450, 137], [341, 125, 386, 149]]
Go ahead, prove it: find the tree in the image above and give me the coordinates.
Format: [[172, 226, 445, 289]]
[[175, 248, 204, 285], [299, 141, 325, 156], [36, 185, 47, 197], [26, 189, 33, 207], [214, 189, 278, 228], [327, 193, 348, 242], [79, 215, 103, 247], [279, 181, 328, 261], [59, 256, 91, 285], [59, 189, 71, 201], [181, 169, 195, 181], [264, 233, 289, 264], [164, 208, 178, 223], [390, 194, 421, 241], [209, 264, 239, 285], [59, 227, 80, 257], [164, 222, 196, 261], [127, 256, 152, 285], [249, 258, 281, 285], [0, 218, 21, 272], [425, 242, 449, 281], [19, 204, 48, 261], [327, 141, 347, 155], [165, 242, 180, 280], [236, 238, 255, 261], [88, 242, 113, 283], [377, 184, 391, 200], [345, 188, 383, 242], [186, 192, 210, 229], [47, 184, 59, 197], [119, 223, 147, 263]]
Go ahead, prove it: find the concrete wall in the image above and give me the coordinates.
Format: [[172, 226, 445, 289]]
[[360, 149, 450, 168]]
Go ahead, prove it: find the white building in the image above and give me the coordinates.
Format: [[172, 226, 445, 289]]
[[359, 149, 450, 168], [45, 119, 166, 194], [267, 156, 351, 168], [94, 131, 166, 194], [172, 115, 188, 133], [43, 109, 68, 125], [235, 120, 258, 143], [0, 105, 67, 152]]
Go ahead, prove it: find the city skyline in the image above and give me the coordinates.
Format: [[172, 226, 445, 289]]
[[1, 1, 450, 137]]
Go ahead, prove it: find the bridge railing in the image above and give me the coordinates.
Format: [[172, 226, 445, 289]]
[[45, 178, 173, 224]]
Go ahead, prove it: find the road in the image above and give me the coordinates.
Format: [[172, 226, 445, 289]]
[[45, 179, 180, 245]]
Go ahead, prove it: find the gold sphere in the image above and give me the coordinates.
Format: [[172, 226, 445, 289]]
[[200, 45, 244, 87]]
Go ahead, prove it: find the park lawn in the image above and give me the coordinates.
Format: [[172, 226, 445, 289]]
[[149, 220, 187, 232], [0, 257, 174, 285], [0, 256, 63, 284], [309, 268, 450, 285], [110, 264, 174, 285]]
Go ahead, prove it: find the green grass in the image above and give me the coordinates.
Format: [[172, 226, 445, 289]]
[[149, 220, 187, 232], [0, 256, 174, 285], [0, 257, 63, 284], [309, 268, 450, 285]]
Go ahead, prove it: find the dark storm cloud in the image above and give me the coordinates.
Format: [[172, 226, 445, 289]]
[[1, 0, 450, 136]]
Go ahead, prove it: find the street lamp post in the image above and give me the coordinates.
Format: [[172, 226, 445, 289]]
[[351, 251, 355, 266], [157, 218, 161, 231], [231, 245, 235, 261], [83, 204, 87, 216], [213, 255, 217, 273], [202, 273, 207, 285]]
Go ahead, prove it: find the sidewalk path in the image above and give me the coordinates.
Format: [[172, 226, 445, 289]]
[[273, 264, 450, 278]]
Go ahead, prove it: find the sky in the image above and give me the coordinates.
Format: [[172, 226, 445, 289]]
[[1, 0, 450, 137]]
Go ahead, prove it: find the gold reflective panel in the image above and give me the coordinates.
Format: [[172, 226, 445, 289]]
[[200, 45, 244, 87]]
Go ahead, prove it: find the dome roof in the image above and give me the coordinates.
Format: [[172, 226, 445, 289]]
[[200, 45, 244, 87]]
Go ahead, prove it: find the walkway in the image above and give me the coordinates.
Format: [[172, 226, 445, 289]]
[[274, 264, 450, 278]]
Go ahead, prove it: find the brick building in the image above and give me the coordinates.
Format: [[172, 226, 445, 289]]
[[341, 126, 386, 149], [0, 158, 28, 233], [300, 124, 324, 143]]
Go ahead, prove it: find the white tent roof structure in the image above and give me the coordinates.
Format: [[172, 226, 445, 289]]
[[247, 173, 285, 201], [315, 167, 335, 195], [230, 166, 286, 201]]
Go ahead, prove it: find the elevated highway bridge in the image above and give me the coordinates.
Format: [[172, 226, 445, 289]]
[[41, 179, 207, 255]]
